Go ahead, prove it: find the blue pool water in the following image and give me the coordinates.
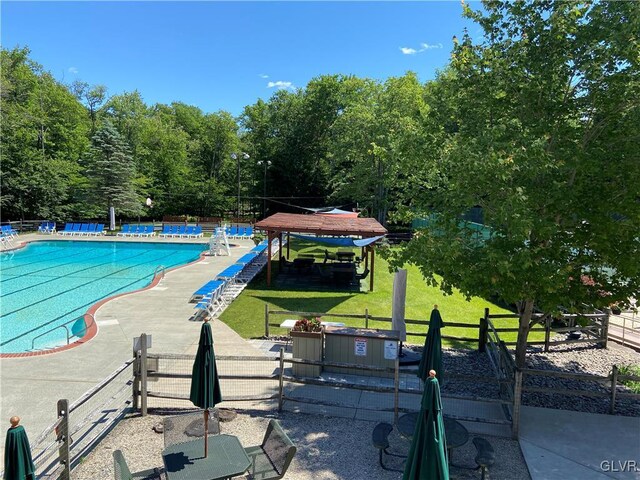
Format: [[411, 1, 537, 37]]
[[0, 241, 206, 353]]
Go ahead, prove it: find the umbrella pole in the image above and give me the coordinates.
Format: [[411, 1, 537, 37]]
[[204, 409, 209, 458]]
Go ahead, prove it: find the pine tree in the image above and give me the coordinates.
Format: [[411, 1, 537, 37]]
[[85, 121, 141, 217]]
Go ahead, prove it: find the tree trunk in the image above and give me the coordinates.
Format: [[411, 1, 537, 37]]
[[515, 299, 534, 368]]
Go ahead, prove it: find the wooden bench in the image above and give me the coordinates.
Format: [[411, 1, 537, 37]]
[[473, 437, 495, 480]]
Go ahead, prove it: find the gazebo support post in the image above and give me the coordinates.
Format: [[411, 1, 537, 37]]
[[267, 231, 273, 287], [286, 232, 290, 259], [364, 247, 369, 270], [370, 246, 375, 291], [278, 232, 283, 273]]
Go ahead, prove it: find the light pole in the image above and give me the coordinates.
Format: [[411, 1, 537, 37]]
[[231, 152, 249, 221], [257, 160, 272, 219]]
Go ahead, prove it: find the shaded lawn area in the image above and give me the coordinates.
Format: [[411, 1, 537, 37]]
[[220, 240, 538, 348]]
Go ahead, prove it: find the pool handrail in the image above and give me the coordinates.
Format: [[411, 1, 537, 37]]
[[30, 314, 96, 351]]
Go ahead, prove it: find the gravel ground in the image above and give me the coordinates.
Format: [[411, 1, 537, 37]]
[[522, 340, 640, 416], [72, 408, 530, 480], [403, 342, 640, 416]]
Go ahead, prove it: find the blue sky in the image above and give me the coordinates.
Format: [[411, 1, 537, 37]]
[[2, 1, 478, 115]]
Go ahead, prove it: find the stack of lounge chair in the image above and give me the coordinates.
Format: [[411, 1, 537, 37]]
[[37, 222, 56, 234], [224, 226, 254, 239], [189, 239, 280, 321], [58, 223, 105, 236], [1, 225, 19, 238], [158, 225, 203, 239], [117, 225, 156, 237]]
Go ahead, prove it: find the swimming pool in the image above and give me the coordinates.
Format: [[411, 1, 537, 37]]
[[0, 241, 206, 354]]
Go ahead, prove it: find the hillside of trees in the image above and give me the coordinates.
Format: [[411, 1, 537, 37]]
[[1, 46, 431, 225]]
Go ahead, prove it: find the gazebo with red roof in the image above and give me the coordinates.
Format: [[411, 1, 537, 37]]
[[254, 213, 387, 291]]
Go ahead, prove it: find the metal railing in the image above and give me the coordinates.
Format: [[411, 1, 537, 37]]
[[153, 265, 166, 280], [31, 314, 95, 351]]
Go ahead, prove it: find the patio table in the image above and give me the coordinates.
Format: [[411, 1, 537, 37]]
[[397, 412, 469, 462], [163, 412, 221, 448], [163, 435, 250, 480]]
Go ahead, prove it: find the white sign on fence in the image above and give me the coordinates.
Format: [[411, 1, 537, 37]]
[[384, 340, 398, 360], [354, 337, 367, 356], [133, 335, 152, 352]]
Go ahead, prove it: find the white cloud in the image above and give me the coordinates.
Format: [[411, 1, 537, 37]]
[[267, 81, 294, 90], [400, 42, 444, 56], [259, 73, 269, 79], [68, 67, 79, 74], [400, 47, 417, 55], [420, 42, 443, 50]]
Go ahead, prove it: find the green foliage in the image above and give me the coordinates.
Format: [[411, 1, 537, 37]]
[[84, 121, 140, 216], [618, 365, 640, 394], [389, 0, 640, 366]]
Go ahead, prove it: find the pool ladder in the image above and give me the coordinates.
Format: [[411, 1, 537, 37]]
[[154, 265, 166, 281], [31, 313, 96, 351]]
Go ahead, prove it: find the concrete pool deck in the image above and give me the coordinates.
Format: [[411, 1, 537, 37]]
[[0, 233, 262, 463]]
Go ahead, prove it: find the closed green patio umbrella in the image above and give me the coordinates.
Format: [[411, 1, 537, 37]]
[[417, 306, 444, 383], [403, 370, 449, 480], [4, 417, 35, 480], [189, 319, 222, 458]]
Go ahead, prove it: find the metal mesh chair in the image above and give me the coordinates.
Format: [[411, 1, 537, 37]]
[[113, 450, 162, 480], [244, 419, 297, 480]]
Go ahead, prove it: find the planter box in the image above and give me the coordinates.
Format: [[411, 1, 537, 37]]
[[291, 331, 323, 377]]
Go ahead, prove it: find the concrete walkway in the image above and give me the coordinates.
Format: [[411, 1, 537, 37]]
[[519, 406, 640, 479], [0, 234, 263, 466]]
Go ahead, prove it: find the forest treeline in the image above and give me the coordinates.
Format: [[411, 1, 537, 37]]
[[1, 46, 431, 225]]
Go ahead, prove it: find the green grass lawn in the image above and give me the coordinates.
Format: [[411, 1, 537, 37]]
[[219, 240, 535, 348]]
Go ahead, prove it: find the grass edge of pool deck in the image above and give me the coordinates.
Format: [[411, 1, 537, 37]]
[[0, 234, 261, 468]]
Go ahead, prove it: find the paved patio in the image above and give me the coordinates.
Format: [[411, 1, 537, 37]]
[[0, 234, 260, 466]]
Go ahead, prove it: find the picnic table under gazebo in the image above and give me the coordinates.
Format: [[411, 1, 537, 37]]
[[254, 213, 387, 291]]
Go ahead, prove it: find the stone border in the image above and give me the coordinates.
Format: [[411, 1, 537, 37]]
[[0, 244, 213, 359]]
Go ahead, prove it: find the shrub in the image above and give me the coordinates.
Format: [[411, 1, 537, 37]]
[[292, 317, 322, 333]]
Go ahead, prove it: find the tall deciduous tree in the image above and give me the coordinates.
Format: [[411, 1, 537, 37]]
[[85, 121, 140, 217], [391, 0, 640, 367]]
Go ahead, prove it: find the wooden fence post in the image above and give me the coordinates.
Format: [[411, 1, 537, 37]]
[[544, 316, 551, 352], [610, 365, 618, 414], [132, 351, 140, 410], [511, 369, 523, 438], [479, 308, 489, 352], [140, 333, 148, 416], [365, 308, 369, 329], [393, 355, 400, 424], [265, 304, 270, 337], [602, 310, 610, 349], [278, 348, 285, 412], [57, 399, 71, 480]]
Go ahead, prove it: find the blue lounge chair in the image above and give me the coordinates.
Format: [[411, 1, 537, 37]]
[[59, 223, 74, 236], [158, 225, 171, 238], [229, 226, 238, 238], [95, 224, 105, 235], [215, 264, 244, 281], [78, 224, 89, 235], [175, 225, 187, 238], [245, 226, 254, 238], [87, 223, 97, 235], [38, 222, 55, 234], [185, 226, 195, 237], [190, 225, 203, 238], [236, 253, 258, 265], [2, 225, 18, 238], [144, 225, 155, 236], [70, 223, 81, 235], [190, 279, 225, 302], [117, 225, 130, 237]]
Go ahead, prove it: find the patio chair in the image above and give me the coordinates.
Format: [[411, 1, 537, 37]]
[[185, 226, 195, 237], [71, 223, 82, 235], [145, 225, 156, 236], [78, 224, 89, 235], [244, 419, 296, 480], [158, 225, 171, 238], [113, 450, 161, 480], [191, 225, 203, 238], [95, 223, 105, 235]]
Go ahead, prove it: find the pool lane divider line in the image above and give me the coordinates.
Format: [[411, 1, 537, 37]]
[[0, 249, 208, 359], [0, 246, 101, 274], [0, 248, 181, 339], [0, 248, 209, 358]]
